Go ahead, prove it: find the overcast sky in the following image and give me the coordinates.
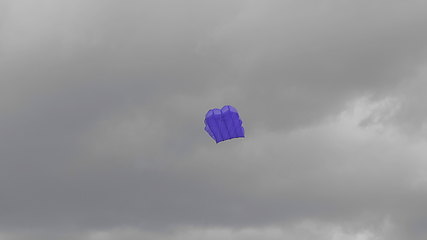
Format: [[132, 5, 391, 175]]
[[1, 0, 427, 239]]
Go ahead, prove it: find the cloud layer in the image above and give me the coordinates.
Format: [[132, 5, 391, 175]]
[[1, 0, 427, 239]]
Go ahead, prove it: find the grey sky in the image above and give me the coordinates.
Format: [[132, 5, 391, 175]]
[[1, 0, 427, 239]]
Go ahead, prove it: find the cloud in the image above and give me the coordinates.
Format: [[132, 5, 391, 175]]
[[209, 0, 427, 130], [0, 219, 401, 240], [1, 0, 427, 239]]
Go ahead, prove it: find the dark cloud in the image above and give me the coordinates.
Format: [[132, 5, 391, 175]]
[[1, 0, 427, 239]]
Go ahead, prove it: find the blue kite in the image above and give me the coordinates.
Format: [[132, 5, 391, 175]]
[[204, 105, 245, 143]]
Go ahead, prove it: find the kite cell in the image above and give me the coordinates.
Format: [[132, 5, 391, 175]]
[[204, 105, 245, 143]]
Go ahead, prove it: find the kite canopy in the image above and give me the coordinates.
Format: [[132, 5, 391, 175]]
[[204, 105, 245, 143]]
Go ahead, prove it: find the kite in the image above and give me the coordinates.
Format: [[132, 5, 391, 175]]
[[204, 105, 245, 143]]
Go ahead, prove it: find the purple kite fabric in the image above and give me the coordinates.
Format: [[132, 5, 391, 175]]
[[204, 105, 245, 143]]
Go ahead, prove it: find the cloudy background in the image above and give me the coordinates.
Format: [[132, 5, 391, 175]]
[[1, 0, 427, 239]]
